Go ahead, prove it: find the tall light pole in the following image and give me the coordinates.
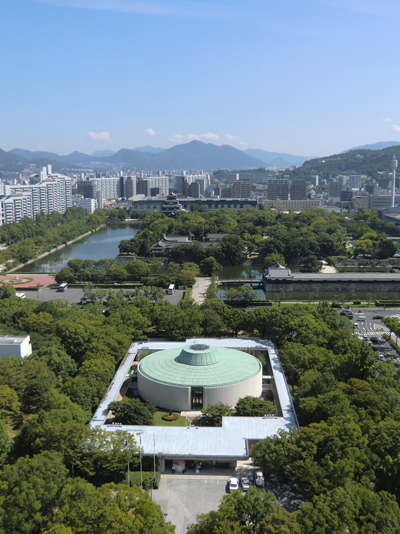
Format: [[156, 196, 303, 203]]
[[391, 155, 398, 208]]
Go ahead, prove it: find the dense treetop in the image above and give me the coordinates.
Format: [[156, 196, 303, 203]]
[[121, 207, 397, 265]]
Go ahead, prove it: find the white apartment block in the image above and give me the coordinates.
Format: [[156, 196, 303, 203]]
[[94, 177, 119, 200], [0, 193, 33, 224], [1, 174, 72, 224], [75, 198, 97, 213], [146, 176, 169, 197]]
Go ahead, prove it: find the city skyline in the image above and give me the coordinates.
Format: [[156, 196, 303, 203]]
[[1, 0, 400, 156]]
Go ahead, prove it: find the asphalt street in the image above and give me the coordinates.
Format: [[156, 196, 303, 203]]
[[21, 287, 184, 305], [340, 308, 400, 365]]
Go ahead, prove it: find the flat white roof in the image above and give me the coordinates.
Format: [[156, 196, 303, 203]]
[[90, 338, 298, 459], [0, 335, 29, 345]]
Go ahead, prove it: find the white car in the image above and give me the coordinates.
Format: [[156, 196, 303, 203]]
[[255, 471, 264, 488], [379, 354, 386, 361], [229, 477, 239, 492], [353, 323, 359, 328]]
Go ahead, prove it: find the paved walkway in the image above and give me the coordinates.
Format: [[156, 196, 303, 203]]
[[191, 277, 212, 304]]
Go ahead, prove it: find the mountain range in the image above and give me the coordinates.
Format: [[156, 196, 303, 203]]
[[2, 141, 277, 172]]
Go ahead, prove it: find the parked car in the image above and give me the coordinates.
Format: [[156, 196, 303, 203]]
[[379, 354, 386, 360], [241, 477, 250, 492], [229, 478, 239, 492], [370, 336, 379, 343], [373, 315, 384, 320], [255, 471, 264, 488]]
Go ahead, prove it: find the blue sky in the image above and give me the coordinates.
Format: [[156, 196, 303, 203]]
[[1, 0, 400, 157]]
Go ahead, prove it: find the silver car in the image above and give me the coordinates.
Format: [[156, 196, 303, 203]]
[[241, 477, 250, 492]]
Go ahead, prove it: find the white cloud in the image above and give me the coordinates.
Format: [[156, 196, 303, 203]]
[[392, 125, 400, 133], [200, 132, 219, 141], [382, 118, 392, 122], [86, 131, 111, 141], [238, 141, 248, 146], [226, 134, 237, 141], [169, 133, 200, 144], [146, 128, 157, 136]]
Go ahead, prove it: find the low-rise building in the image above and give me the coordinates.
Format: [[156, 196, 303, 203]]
[[0, 335, 32, 359]]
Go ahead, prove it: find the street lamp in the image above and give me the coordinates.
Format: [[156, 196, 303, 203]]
[[124, 439, 131, 487]]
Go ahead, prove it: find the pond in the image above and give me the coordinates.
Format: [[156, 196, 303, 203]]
[[16, 224, 139, 273]]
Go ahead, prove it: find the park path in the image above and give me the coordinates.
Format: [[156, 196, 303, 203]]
[[191, 277, 212, 304]]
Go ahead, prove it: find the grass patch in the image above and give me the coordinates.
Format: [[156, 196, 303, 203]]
[[153, 411, 189, 427], [184, 287, 192, 300], [0, 277, 33, 285]]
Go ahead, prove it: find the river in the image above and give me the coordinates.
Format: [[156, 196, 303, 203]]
[[16, 224, 140, 273]]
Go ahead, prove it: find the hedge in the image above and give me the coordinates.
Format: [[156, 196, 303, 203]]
[[375, 301, 400, 307], [223, 300, 273, 307], [122, 471, 161, 489]]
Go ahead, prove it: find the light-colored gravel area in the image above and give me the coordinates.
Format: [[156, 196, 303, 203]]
[[191, 277, 212, 304]]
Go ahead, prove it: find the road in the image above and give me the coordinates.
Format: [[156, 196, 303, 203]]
[[339, 308, 400, 365], [22, 287, 184, 305]]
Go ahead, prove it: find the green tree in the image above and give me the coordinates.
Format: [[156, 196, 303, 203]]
[[235, 396, 278, 417], [201, 402, 233, 426], [0, 385, 21, 421], [0, 418, 12, 461], [0, 452, 69, 534], [263, 253, 286, 268], [219, 235, 245, 265], [108, 398, 156, 426], [301, 255, 323, 273], [199, 256, 223, 276]]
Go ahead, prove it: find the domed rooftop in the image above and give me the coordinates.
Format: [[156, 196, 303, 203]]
[[138, 343, 262, 388]]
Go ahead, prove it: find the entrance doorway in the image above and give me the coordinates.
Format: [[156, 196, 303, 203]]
[[191, 387, 203, 409]]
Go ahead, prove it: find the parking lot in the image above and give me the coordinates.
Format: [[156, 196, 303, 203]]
[[153, 475, 230, 534]]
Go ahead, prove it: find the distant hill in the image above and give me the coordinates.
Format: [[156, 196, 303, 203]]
[[108, 141, 266, 170], [133, 146, 165, 153], [10, 148, 92, 165], [289, 144, 400, 180], [5, 141, 264, 172], [0, 148, 28, 171], [342, 141, 400, 153], [244, 149, 310, 167], [91, 150, 116, 158]]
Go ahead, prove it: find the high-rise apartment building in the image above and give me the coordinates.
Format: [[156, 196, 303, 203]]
[[328, 180, 342, 199], [94, 177, 119, 199], [136, 176, 169, 197], [1, 175, 72, 224], [290, 180, 307, 200], [267, 179, 289, 200], [125, 177, 136, 198], [77, 179, 97, 199], [230, 181, 252, 198]]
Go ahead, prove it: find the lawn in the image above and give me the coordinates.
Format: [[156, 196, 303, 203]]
[[153, 411, 190, 427]]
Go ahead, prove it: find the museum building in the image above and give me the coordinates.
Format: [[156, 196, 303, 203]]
[[137, 342, 262, 411]]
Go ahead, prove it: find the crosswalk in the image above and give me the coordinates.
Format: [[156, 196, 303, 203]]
[[353, 322, 388, 337]]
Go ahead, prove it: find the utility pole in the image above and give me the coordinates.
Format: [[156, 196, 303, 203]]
[[392, 155, 398, 208]]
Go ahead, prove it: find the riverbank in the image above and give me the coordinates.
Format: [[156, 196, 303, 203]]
[[7, 224, 106, 274]]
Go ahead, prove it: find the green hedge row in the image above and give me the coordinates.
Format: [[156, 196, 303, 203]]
[[375, 300, 400, 307], [224, 300, 273, 307], [122, 471, 161, 489]]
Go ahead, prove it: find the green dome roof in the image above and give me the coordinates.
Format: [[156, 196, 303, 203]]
[[138, 343, 262, 387], [177, 344, 221, 366]]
